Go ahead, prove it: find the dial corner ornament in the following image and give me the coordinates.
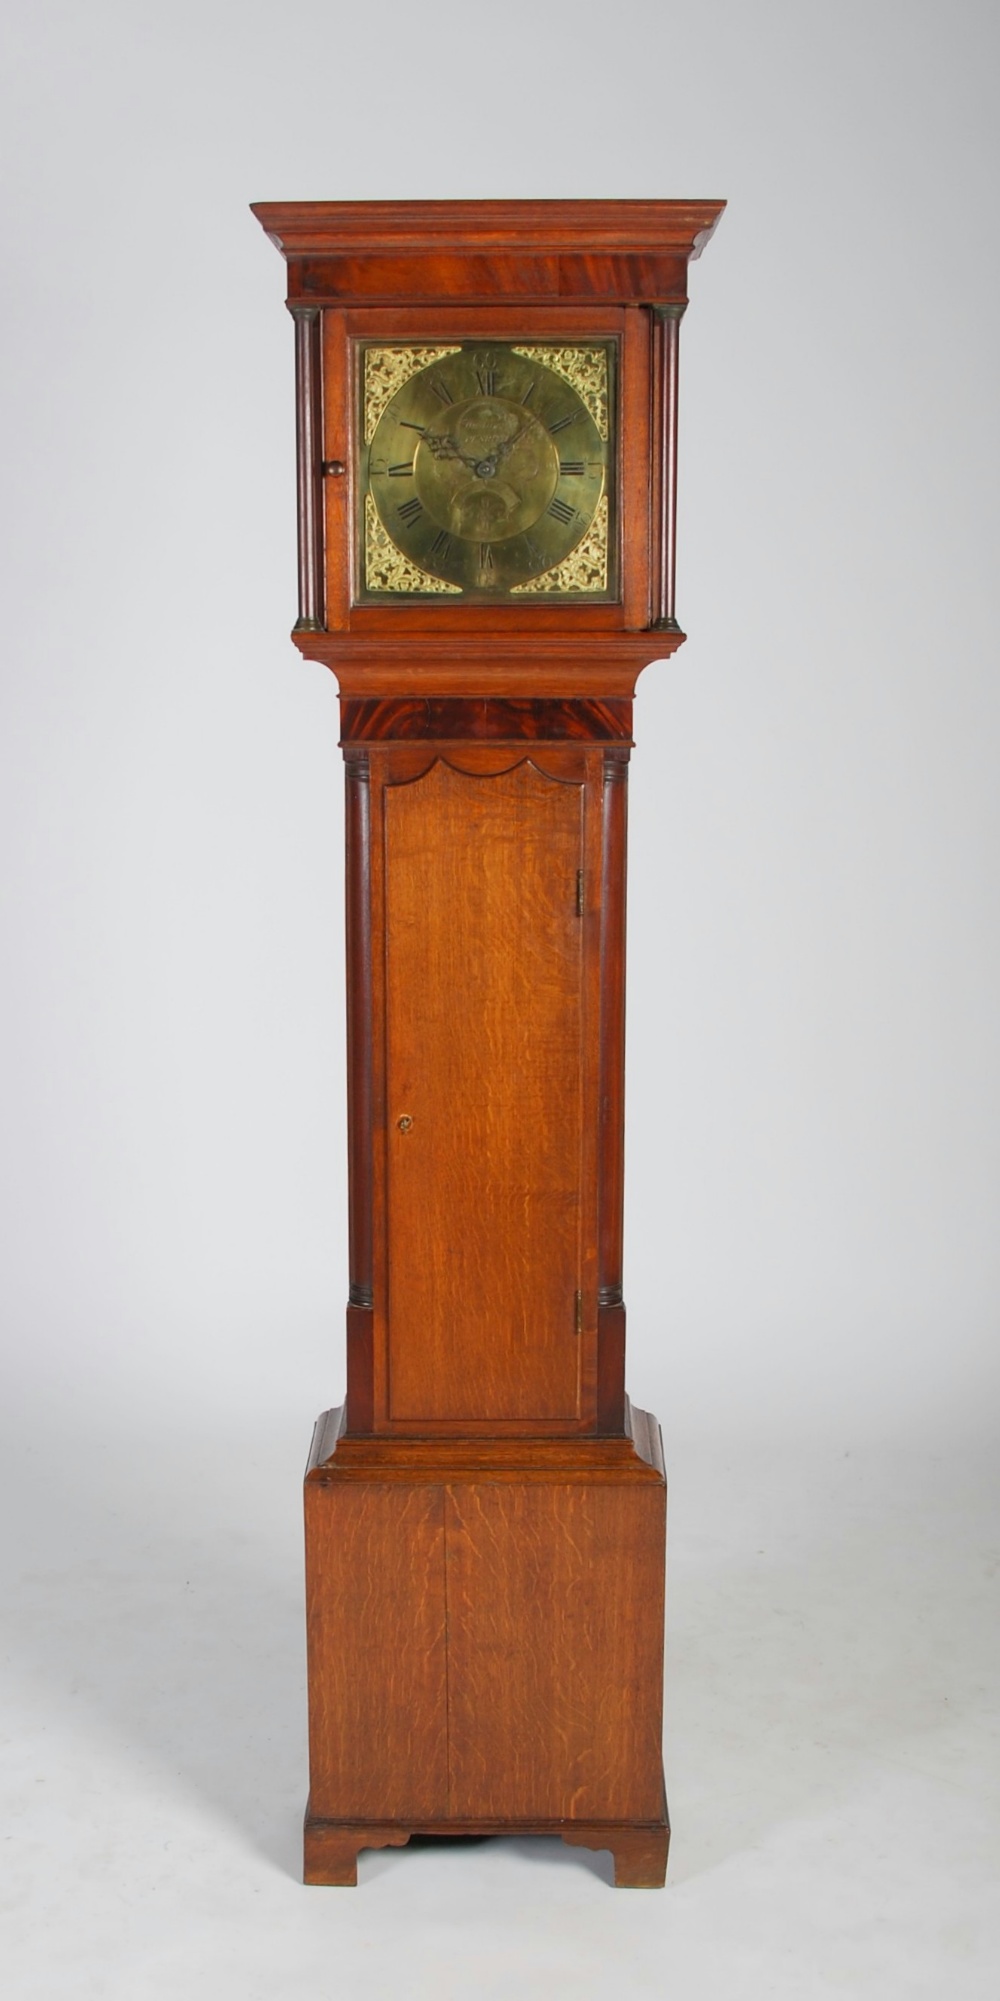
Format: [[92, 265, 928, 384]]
[[358, 341, 615, 601]]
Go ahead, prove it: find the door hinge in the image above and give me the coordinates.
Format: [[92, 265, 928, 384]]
[[574, 1289, 583, 1336], [576, 868, 584, 917]]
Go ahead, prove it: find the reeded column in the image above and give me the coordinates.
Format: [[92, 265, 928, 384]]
[[291, 304, 324, 632], [652, 302, 686, 631]]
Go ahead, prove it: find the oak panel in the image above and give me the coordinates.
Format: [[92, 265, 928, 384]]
[[382, 758, 588, 1422], [445, 1481, 665, 1820], [304, 1481, 448, 1821]]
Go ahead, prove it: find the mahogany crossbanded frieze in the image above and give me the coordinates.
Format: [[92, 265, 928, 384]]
[[339, 697, 633, 745], [287, 251, 692, 306]]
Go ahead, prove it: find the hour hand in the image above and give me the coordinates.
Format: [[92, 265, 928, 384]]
[[424, 432, 478, 468]]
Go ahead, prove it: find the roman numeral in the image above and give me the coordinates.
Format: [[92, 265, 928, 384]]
[[548, 497, 576, 525], [520, 379, 536, 404], [431, 376, 454, 405], [429, 530, 453, 561], [548, 412, 577, 434], [388, 461, 414, 477], [476, 365, 497, 396], [397, 497, 423, 526], [479, 543, 495, 571], [559, 460, 586, 476], [399, 420, 426, 433]]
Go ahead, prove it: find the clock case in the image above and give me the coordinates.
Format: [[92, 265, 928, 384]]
[[252, 200, 724, 1888]]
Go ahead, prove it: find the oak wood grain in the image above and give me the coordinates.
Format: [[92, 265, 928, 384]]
[[308, 1399, 665, 1482], [381, 757, 590, 1424], [304, 1480, 448, 1822], [304, 1813, 669, 1887], [445, 1480, 665, 1821], [304, 1408, 668, 1878]]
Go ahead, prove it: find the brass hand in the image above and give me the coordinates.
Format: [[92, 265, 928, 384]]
[[423, 433, 480, 469], [491, 420, 532, 465], [425, 418, 531, 482]]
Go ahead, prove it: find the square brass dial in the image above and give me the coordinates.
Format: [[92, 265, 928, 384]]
[[355, 340, 617, 603]]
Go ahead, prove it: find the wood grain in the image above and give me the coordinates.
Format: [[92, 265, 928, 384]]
[[381, 758, 589, 1423], [304, 1814, 668, 1888], [340, 697, 633, 745], [304, 1480, 448, 1821], [290, 306, 324, 630], [307, 1398, 665, 1482], [304, 1412, 668, 1877], [445, 1480, 666, 1821], [343, 750, 373, 1309], [319, 308, 350, 632], [253, 199, 725, 1889], [298, 629, 686, 701], [252, 198, 726, 294], [652, 305, 685, 629]]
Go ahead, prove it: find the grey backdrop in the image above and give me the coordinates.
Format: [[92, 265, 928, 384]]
[[2, 5, 999, 1996], [2, 0, 997, 1443]]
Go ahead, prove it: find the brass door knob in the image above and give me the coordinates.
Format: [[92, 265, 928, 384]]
[[396, 1115, 413, 1133]]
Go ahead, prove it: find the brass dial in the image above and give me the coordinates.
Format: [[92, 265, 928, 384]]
[[361, 342, 613, 598]]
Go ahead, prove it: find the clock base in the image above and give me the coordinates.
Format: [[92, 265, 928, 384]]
[[304, 1803, 670, 1889], [303, 1403, 668, 1887]]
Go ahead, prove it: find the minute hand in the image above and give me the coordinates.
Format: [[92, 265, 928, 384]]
[[491, 421, 532, 465]]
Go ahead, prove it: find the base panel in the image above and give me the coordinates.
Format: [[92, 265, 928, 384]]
[[304, 1803, 670, 1889], [304, 1402, 668, 1886]]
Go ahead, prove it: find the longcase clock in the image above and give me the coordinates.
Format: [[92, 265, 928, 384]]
[[251, 198, 724, 1888]]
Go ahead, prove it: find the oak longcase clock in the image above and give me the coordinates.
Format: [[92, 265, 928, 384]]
[[252, 198, 724, 1888]]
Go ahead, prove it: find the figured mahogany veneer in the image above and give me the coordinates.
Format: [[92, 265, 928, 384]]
[[339, 697, 634, 744], [254, 196, 723, 1888], [252, 198, 724, 308]]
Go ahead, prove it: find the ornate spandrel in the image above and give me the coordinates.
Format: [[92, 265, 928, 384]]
[[511, 344, 609, 440], [511, 496, 609, 596], [363, 346, 462, 442], [364, 493, 461, 595]]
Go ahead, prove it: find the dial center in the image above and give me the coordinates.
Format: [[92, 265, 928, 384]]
[[415, 395, 560, 543]]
